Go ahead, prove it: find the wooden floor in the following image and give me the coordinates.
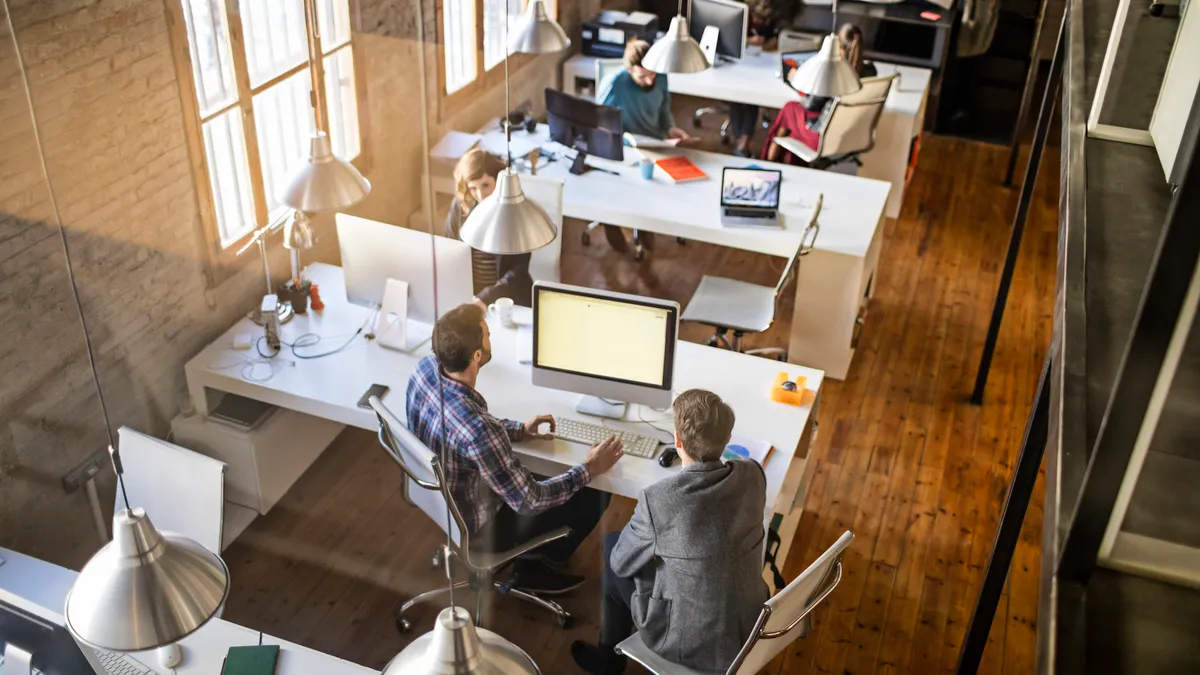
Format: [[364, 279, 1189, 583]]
[[221, 135, 1057, 673]]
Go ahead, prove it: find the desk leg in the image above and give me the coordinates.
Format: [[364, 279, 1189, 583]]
[[859, 111, 911, 220]]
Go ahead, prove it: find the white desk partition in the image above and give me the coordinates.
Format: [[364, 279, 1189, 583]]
[[116, 427, 226, 554]]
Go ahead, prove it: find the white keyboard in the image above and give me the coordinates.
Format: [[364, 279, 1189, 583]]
[[554, 417, 663, 459], [94, 649, 156, 675]]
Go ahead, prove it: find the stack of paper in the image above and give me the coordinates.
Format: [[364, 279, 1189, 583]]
[[723, 435, 774, 466]]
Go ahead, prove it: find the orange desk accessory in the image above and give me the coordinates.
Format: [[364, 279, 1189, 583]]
[[770, 372, 808, 406]]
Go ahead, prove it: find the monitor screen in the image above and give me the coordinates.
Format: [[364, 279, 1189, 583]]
[[689, 0, 747, 60], [722, 168, 781, 208], [534, 286, 675, 389]]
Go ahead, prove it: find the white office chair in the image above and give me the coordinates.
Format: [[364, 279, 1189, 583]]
[[519, 174, 564, 284], [681, 215, 820, 361], [368, 397, 576, 632], [615, 530, 854, 675], [790, 74, 897, 171]]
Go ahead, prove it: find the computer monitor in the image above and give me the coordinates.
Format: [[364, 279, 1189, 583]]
[[336, 214, 475, 334], [1, 598, 101, 674], [721, 168, 781, 209], [689, 0, 748, 63], [545, 88, 624, 169], [531, 281, 678, 417]]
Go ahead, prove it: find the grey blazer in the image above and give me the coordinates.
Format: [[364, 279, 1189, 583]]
[[610, 459, 771, 672]]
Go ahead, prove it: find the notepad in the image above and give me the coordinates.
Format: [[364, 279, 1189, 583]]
[[222, 645, 279, 675], [655, 156, 708, 184]]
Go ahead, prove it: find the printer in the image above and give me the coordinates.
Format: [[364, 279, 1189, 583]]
[[581, 11, 660, 58]]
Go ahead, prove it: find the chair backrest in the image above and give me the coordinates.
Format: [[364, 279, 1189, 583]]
[[369, 396, 469, 550], [594, 58, 624, 102], [729, 531, 854, 674], [115, 427, 226, 554], [816, 75, 896, 159], [519, 174, 564, 284]]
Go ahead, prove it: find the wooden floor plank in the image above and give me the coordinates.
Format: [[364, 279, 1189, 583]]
[[220, 136, 1058, 674]]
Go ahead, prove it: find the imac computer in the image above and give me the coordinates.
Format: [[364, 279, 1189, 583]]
[[336, 214, 474, 345], [545, 88, 624, 174], [689, 0, 748, 63], [531, 281, 679, 418], [1, 597, 104, 674]]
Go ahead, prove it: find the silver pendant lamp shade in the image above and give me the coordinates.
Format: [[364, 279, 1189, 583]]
[[279, 131, 371, 212], [788, 33, 861, 97], [508, 0, 570, 54], [383, 607, 540, 674], [65, 507, 229, 652], [643, 15, 710, 74], [459, 168, 557, 255]]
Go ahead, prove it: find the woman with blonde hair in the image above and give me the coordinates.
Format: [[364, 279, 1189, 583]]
[[445, 148, 534, 307]]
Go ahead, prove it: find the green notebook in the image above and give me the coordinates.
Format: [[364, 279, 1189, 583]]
[[222, 645, 280, 675]]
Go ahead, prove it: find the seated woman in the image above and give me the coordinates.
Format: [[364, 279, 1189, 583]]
[[445, 149, 534, 308], [764, 23, 877, 165]]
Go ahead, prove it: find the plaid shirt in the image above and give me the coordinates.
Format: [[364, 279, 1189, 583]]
[[406, 355, 591, 533]]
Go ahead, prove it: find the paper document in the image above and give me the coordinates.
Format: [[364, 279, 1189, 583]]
[[624, 132, 681, 149], [430, 131, 480, 161], [723, 435, 774, 466]]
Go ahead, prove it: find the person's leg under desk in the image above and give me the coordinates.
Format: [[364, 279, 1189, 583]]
[[473, 487, 611, 565], [599, 532, 635, 649], [603, 225, 630, 252]]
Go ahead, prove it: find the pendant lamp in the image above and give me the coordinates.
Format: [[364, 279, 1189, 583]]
[[459, 0, 557, 255], [383, 606, 540, 675], [643, 11, 710, 75], [279, 0, 370, 212], [788, 0, 861, 97], [508, 0, 570, 54]]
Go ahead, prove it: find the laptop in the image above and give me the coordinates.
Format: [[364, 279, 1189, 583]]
[[720, 168, 783, 227]]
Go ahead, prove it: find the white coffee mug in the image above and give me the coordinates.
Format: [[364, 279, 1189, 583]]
[[488, 297, 516, 328]]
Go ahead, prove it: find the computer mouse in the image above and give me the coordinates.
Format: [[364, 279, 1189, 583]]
[[658, 448, 679, 468], [157, 643, 182, 669]]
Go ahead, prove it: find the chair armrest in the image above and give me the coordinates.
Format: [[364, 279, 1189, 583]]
[[467, 525, 573, 570]]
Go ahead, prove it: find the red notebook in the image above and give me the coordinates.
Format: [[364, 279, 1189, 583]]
[[655, 156, 708, 184]]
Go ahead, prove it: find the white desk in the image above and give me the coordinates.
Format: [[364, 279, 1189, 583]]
[[562, 52, 930, 218], [185, 263, 821, 527], [0, 547, 376, 675]]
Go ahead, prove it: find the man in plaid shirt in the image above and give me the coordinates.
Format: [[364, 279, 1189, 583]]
[[407, 303, 625, 594]]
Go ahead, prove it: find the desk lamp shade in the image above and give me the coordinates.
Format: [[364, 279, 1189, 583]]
[[65, 508, 229, 652], [383, 607, 540, 675], [509, 0, 570, 54], [459, 168, 557, 255], [279, 131, 371, 212], [788, 33, 861, 98], [643, 15, 710, 74]]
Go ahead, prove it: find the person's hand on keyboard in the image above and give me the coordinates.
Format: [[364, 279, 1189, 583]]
[[584, 436, 625, 476], [523, 414, 557, 440]]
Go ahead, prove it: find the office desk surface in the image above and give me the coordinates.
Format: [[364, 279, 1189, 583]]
[[0, 547, 377, 674], [564, 52, 931, 118], [530, 139, 891, 260], [185, 264, 822, 514]]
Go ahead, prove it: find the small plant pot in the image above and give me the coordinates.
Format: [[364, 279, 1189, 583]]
[[279, 280, 311, 314]]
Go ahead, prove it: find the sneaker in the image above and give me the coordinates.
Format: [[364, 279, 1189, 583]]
[[510, 560, 585, 595], [571, 641, 627, 675], [732, 147, 752, 158]]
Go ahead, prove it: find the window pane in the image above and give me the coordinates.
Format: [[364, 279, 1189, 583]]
[[181, 0, 237, 116], [483, 0, 523, 71], [201, 109, 256, 245], [443, 0, 477, 94], [253, 70, 316, 219], [239, 0, 308, 88], [324, 47, 360, 161], [316, 0, 351, 52]]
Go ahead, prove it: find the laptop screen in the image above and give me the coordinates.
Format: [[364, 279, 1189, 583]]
[[721, 168, 782, 209]]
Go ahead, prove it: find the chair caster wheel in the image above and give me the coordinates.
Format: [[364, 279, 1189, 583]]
[[397, 616, 412, 633], [431, 551, 442, 568], [634, 248, 645, 262], [677, 237, 686, 245], [559, 614, 575, 629], [581, 231, 591, 246]]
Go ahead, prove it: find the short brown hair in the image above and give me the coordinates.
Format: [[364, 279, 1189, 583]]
[[624, 39, 650, 70], [433, 304, 485, 373], [673, 389, 735, 462]]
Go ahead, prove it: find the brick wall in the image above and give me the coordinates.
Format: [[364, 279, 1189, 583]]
[[0, 0, 289, 569]]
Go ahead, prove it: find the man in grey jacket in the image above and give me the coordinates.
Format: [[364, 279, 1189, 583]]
[[572, 389, 771, 674]]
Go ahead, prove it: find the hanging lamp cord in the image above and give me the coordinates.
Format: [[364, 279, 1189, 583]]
[[4, 0, 130, 511]]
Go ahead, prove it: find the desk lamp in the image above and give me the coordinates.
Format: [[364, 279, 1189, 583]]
[[642, 0, 710, 74], [459, 0, 557, 256], [383, 1, 540, 672], [509, 0, 570, 54], [788, 0, 861, 97]]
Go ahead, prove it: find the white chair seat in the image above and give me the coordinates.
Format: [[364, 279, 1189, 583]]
[[681, 275, 778, 334], [615, 633, 724, 675], [792, 141, 818, 164]]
